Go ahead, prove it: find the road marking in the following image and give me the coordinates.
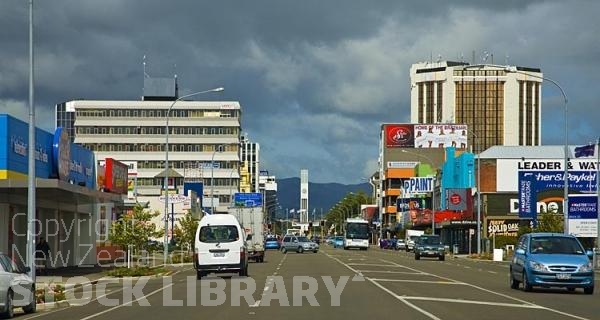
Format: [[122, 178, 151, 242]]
[[369, 278, 462, 285], [356, 270, 426, 275], [379, 259, 591, 320], [402, 296, 546, 309], [346, 263, 398, 267], [79, 283, 174, 320], [487, 270, 497, 274], [367, 278, 442, 320]]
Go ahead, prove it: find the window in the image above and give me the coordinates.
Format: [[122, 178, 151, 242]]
[[198, 225, 239, 243]]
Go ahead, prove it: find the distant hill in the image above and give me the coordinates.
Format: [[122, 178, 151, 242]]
[[275, 177, 371, 220]]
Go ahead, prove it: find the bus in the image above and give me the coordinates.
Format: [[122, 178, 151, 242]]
[[343, 218, 370, 250]]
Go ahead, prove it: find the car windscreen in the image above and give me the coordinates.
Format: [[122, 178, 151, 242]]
[[345, 223, 370, 239], [199, 225, 239, 243], [418, 236, 440, 245], [297, 237, 310, 242], [530, 236, 585, 254]]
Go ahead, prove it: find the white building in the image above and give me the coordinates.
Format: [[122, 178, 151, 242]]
[[410, 61, 543, 153], [55, 80, 242, 236]]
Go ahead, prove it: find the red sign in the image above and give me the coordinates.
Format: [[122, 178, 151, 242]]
[[104, 158, 128, 194], [449, 193, 462, 205], [385, 124, 414, 147]]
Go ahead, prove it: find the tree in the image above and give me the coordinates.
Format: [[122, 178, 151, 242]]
[[108, 204, 164, 254], [173, 212, 199, 252], [517, 210, 564, 237]]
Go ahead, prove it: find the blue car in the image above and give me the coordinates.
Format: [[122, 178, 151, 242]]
[[509, 232, 594, 294], [264, 236, 280, 250], [333, 236, 344, 248]]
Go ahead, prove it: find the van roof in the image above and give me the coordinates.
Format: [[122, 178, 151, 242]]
[[199, 214, 240, 225]]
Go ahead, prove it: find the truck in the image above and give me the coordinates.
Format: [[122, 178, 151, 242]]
[[405, 229, 425, 252], [229, 207, 265, 263]]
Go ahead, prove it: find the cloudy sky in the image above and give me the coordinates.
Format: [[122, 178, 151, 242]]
[[1, 1, 599, 184]]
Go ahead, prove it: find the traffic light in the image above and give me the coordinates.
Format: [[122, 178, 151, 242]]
[[309, 222, 313, 229], [320, 220, 325, 227], [267, 223, 272, 230]]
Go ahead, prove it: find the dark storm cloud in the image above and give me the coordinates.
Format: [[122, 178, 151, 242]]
[[1, 0, 598, 183]]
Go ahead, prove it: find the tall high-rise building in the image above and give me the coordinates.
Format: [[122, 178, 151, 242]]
[[240, 134, 260, 193], [55, 77, 241, 230], [300, 169, 309, 223], [410, 61, 543, 153]]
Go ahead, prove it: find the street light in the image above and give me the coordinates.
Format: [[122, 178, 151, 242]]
[[163, 87, 224, 265], [402, 150, 436, 234], [468, 131, 482, 255], [504, 66, 569, 234]]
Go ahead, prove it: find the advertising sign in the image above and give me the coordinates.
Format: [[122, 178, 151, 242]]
[[403, 177, 435, 193], [234, 192, 263, 207], [384, 123, 469, 149], [487, 219, 520, 237], [567, 195, 598, 237], [396, 197, 430, 211], [414, 124, 468, 149], [445, 188, 468, 211], [104, 158, 128, 194]]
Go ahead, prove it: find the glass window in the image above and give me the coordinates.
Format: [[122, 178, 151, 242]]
[[198, 225, 239, 243]]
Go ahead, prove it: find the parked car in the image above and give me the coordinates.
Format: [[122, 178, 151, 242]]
[[414, 235, 445, 261], [0, 252, 36, 318], [509, 233, 594, 294], [311, 236, 321, 244], [281, 235, 319, 253], [264, 235, 280, 250], [333, 236, 344, 248]]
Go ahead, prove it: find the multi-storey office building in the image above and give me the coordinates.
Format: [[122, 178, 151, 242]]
[[240, 134, 260, 193], [410, 61, 543, 153], [55, 83, 242, 230]]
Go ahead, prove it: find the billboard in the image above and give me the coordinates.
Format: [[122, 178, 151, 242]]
[[487, 219, 520, 237], [567, 195, 598, 237], [445, 188, 468, 211], [234, 192, 263, 207], [384, 123, 468, 149], [403, 176, 435, 193], [103, 158, 128, 194]]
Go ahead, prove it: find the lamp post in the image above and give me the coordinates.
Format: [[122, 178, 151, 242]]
[[210, 144, 225, 214], [504, 66, 569, 234], [402, 150, 436, 234], [468, 131, 482, 255], [163, 87, 223, 265]]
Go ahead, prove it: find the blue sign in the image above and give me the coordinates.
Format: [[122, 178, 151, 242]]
[[518, 172, 536, 220], [568, 195, 598, 219], [234, 192, 263, 207]]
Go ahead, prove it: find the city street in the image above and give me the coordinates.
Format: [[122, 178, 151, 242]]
[[18, 246, 599, 320]]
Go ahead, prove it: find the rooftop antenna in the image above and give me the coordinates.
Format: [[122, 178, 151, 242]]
[[505, 54, 510, 65], [437, 54, 442, 63], [459, 52, 464, 63], [482, 51, 489, 63], [143, 55, 149, 78]]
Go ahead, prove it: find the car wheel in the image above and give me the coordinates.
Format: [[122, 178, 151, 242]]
[[439, 255, 445, 261], [584, 286, 594, 295], [297, 247, 304, 254], [197, 270, 205, 280], [239, 264, 248, 277], [415, 254, 420, 260], [509, 270, 519, 289], [522, 272, 532, 292], [1, 289, 14, 319], [22, 287, 36, 314], [313, 250, 318, 253]]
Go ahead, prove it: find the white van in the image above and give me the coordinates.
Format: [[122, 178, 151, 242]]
[[194, 214, 248, 279]]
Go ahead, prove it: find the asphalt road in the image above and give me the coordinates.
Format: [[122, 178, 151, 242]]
[[14, 246, 599, 320]]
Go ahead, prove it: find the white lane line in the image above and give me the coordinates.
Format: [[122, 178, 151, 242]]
[[346, 263, 399, 267], [79, 283, 174, 320], [369, 279, 462, 285], [356, 270, 426, 275], [367, 278, 442, 320], [487, 270, 497, 274], [379, 259, 591, 320], [402, 296, 546, 309], [252, 253, 286, 308]]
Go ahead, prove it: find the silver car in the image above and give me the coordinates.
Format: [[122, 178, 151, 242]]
[[0, 253, 36, 318], [281, 235, 319, 253]]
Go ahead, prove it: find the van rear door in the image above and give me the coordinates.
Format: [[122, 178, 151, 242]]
[[198, 225, 242, 265]]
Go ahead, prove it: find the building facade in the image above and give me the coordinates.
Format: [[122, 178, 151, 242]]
[[410, 61, 543, 153], [55, 89, 242, 232]]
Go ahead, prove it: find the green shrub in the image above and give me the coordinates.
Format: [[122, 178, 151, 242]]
[[170, 253, 194, 264], [106, 266, 167, 277], [36, 283, 65, 303]]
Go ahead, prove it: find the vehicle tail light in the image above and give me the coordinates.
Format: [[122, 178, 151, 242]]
[[240, 247, 246, 261]]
